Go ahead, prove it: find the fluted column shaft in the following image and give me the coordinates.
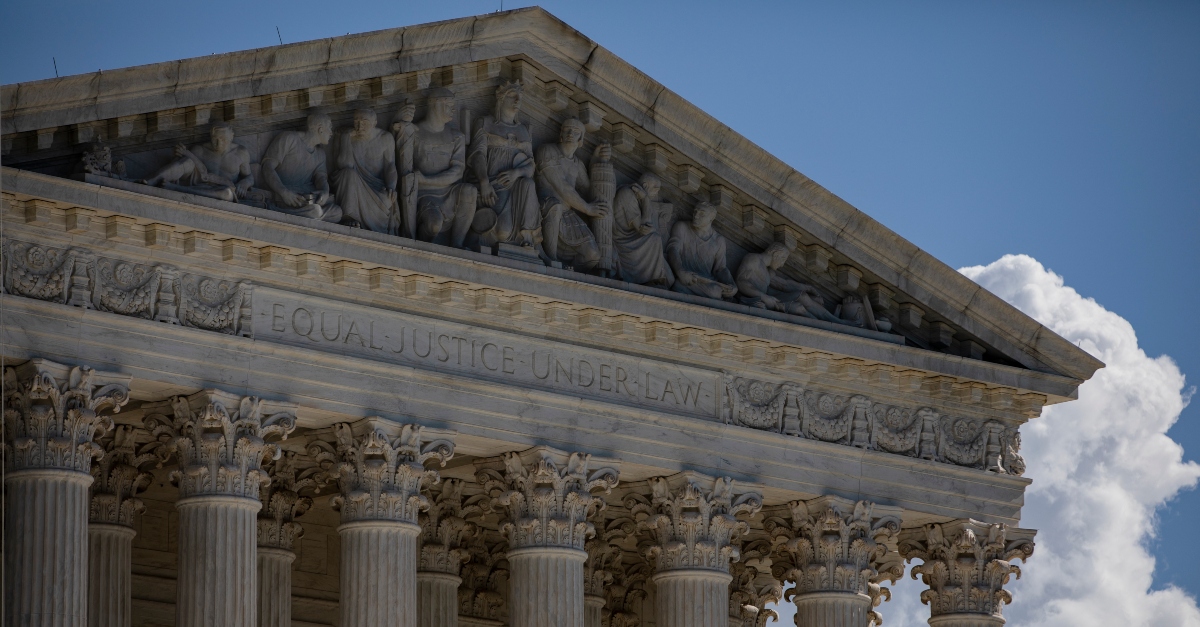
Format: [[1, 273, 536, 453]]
[[4, 470, 92, 627], [790, 591, 874, 627], [507, 547, 588, 627], [417, 571, 462, 627], [926, 617, 1005, 627], [653, 570, 731, 627], [584, 595, 605, 627], [175, 496, 260, 627], [340, 520, 420, 627], [88, 524, 137, 627], [257, 547, 296, 627]]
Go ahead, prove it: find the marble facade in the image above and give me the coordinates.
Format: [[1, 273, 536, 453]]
[[1, 8, 1101, 627]]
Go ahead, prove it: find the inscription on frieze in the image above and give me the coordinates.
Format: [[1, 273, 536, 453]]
[[253, 287, 717, 417]]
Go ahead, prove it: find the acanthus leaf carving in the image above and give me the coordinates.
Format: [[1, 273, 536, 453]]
[[729, 540, 784, 627], [418, 477, 482, 574], [899, 520, 1035, 620], [311, 418, 455, 524], [257, 450, 329, 550], [143, 390, 296, 500], [458, 529, 510, 622], [89, 425, 162, 526], [3, 358, 131, 474], [768, 496, 903, 626], [636, 472, 762, 573], [476, 446, 619, 551]]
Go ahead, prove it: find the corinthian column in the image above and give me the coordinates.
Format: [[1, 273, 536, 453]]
[[311, 418, 455, 627], [898, 520, 1035, 627], [144, 390, 297, 627], [765, 497, 903, 627], [257, 451, 324, 627], [632, 472, 762, 627], [476, 446, 620, 627], [89, 425, 157, 627], [583, 526, 622, 627], [3, 359, 131, 627], [417, 478, 480, 627]]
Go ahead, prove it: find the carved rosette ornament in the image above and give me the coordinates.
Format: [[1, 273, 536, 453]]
[[3, 359, 131, 627], [899, 520, 1035, 627], [633, 472, 762, 627], [766, 497, 903, 627]]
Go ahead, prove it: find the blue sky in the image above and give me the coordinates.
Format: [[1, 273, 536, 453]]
[[4, 0, 1198, 611]]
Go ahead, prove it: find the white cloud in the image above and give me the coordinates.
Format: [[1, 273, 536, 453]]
[[771, 254, 1200, 626]]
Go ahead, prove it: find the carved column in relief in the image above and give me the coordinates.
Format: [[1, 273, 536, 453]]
[[898, 520, 1035, 627], [144, 390, 297, 627], [311, 418, 455, 627], [257, 451, 325, 627], [417, 479, 481, 627], [89, 425, 158, 627], [476, 446, 620, 627], [633, 472, 763, 627], [765, 497, 903, 627], [3, 359, 131, 627]]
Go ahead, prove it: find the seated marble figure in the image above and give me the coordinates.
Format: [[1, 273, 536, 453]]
[[333, 108, 398, 233], [735, 242, 841, 322], [142, 123, 253, 202], [612, 173, 674, 287], [249, 112, 343, 223], [536, 118, 611, 270], [467, 81, 542, 248], [666, 201, 737, 300], [393, 88, 478, 248]]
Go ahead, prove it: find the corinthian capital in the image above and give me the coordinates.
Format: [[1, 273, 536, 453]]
[[143, 390, 297, 500], [309, 417, 455, 524], [476, 445, 620, 551], [632, 472, 762, 573], [765, 496, 903, 625], [729, 545, 784, 627], [258, 450, 329, 549], [90, 425, 160, 526], [3, 359, 131, 474], [898, 520, 1035, 621], [419, 478, 484, 574]]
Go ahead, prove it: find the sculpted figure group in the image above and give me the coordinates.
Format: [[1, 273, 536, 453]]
[[130, 80, 881, 331]]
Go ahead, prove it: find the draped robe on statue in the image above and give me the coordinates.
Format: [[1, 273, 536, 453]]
[[333, 129, 397, 233], [612, 186, 673, 286], [469, 116, 541, 247]]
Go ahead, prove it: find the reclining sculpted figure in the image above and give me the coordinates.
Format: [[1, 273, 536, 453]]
[[735, 242, 841, 322], [143, 123, 252, 202]]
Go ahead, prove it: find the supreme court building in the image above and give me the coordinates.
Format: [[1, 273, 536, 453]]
[[0, 8, 1102, 627]]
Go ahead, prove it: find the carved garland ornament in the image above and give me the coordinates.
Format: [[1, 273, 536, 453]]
[[4, 240, 252, 336], [722, 376, 1027, 476]]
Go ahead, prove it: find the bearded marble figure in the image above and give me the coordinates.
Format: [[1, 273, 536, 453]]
[[735, 242, 841, 323], [666, 201, 737, 300], [392, 88, 477, 248], [332, 108, 398, 233], [612, 172, 674, 287], [250, 112, 343, 223], [535, 118, 611, 270], [467, 81, 541, 248], [142, 123, 253, 202]]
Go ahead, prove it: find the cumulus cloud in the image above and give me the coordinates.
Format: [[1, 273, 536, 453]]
[[772, 254, 1200, 626]]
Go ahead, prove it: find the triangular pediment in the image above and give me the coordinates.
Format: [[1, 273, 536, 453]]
[[0, 7, 1101, 394]]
